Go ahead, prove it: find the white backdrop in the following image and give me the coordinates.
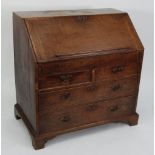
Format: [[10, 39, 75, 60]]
[[2, 0, 154, 155]]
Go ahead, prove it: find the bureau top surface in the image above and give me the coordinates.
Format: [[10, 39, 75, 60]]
[[14, 9, 144, 62], [14, 9, 124, 18]]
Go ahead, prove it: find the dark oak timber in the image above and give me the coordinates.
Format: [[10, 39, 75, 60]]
[[13, 9, 144, 150]]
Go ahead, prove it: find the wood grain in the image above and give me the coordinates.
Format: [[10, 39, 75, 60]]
[[39, 95, 137, 133], [25, 13, 143, 62], [13, 13, 38, 132], [13, 9, 144, 149], [39, 76, 140, 113]]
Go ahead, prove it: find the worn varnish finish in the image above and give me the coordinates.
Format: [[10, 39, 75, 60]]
[[13, 9, 144, 149]]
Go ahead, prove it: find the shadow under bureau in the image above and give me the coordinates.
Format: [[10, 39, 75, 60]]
[[13, 9, 144, 149]]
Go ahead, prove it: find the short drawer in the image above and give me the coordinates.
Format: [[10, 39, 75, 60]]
[[39, 96, 137, 133], [39, 70, 91, 88], [39, 76, 140, 112], [96, 62, 142, 81]]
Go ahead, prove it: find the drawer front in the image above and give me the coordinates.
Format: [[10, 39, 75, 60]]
[[39, 70, 91, 89], [38, 52, 142, 76], [39, 76, 140, 113], [96, 62, 142, 81], [39, 96, 137, 133], [38, 62, 141, 89]]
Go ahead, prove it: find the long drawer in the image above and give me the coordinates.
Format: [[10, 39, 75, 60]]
[[39, 95, 137, 133], [38, 52, 143, 89], [39, 75, 140, 113]]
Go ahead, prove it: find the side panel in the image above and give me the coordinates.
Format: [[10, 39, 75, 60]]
[[13, 13, 38, 132]]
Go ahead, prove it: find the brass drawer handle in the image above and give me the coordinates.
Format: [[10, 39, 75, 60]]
[[86, 104, 98, 112], [87, 85, 97, 91], [112, 66, 124, 73], [59, 74, 72, 83], [109, 105, 118, 112], [112, 84, 121, 91], [62, 92, 71, 100], [61, 115, 71, 122]]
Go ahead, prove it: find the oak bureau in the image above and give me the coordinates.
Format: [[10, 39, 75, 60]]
[[13, 9, 144, 149]]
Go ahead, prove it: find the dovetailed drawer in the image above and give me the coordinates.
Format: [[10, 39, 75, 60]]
[[39, 75, 140, 113], [39, 95, 137, 133]]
